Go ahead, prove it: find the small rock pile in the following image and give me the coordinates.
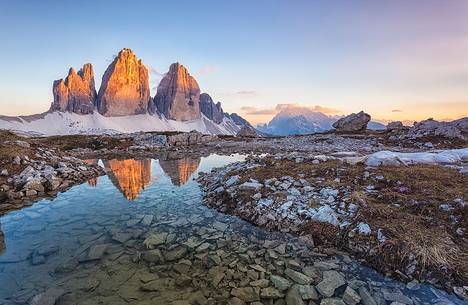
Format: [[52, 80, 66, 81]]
[[0, 148, 104, 207]]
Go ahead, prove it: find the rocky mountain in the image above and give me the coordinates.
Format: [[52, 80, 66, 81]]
[[151, 63, 201, 121], [0, 48, 253, 136], [257, 107, 335, 136], [97, 48, 151, 116], [257, 107, 385, 136], [200, 93, 224, 124], [51, 64, 97, 114]]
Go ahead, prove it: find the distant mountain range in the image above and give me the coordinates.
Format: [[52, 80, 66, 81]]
[[257, 106, 385, 136], [0, 48, 251, 136]]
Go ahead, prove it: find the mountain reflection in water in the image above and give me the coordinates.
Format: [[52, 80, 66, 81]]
[[159, 157, 201, 186], [90, 156, 202, 200]]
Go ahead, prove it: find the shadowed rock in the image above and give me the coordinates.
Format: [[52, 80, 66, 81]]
[[51, 64, 97, 114], [200, 93, 224, 124], [97, 48, 151, 116], [151, 63, 201, 121]]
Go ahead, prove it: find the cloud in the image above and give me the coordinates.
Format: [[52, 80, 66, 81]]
[[240, 106, 276, 115], [392, 109, 403, 112], [236, 90, 257, 96], [148, 66, 165, 77], [240, 103, 341, 116], [197, 65, 221, 76]]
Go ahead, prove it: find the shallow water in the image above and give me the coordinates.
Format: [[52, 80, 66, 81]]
[[0, 154, 463, 305]]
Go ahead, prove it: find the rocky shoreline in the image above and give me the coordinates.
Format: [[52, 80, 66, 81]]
[[197, 152, 468, 300]]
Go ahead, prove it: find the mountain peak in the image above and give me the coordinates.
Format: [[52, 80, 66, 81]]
[[51, 63, 97, 115], [151, 62, 201, 121], [96, 49, 150, 116]]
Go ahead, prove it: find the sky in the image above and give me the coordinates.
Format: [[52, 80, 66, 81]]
[[0, 0, 467, 125]]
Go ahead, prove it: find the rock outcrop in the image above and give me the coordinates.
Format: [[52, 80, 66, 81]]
[[332, 111, 371, 132], [166, 130, 217, 147], [408, 118, 468, 140], [51, 64, 97, 114], [97, 48, 151, 116], [200, 93, 224, 124], [152, 63, 201, 121], [386, 121, 404, 131], [236, 125, 259, 137]]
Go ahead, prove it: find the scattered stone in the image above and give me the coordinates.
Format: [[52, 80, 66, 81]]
[[316, 270, 346, 298], [30, 287, 65, 305]]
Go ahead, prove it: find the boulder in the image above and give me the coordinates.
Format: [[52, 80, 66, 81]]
[[332, 111, 371, 132], [97, 48, 151, 116], [386, 121, 404, 130], [51, 64, 97, 114], [152, 63, 201, 121]]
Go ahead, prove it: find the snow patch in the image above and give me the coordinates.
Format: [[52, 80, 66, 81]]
[[0, 112, 242, 136], [365, 148, 468, 166]]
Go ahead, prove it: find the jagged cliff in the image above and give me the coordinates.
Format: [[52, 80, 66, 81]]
[[151, 63, 201, 121], [97, 48, 151, 116], [200, 93, 225, 124], [51, 64, 97, 114]]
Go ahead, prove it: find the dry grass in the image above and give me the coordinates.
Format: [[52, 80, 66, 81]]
[[233, 158, 467, 287], [32, 134, 134, 151]]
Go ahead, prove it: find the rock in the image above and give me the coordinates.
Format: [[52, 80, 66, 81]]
[[285, 285, 306, 305], [0, 169, 8, 176], [239, 181, 263, 191], [30, 287, 65, 305], [382, 292, 413, 304], [358, 287, 377, 305], [143, 233, 167, 249], [228, 297, 246, 305], [342, 287, 361, 305], [261, 287, 284, 299], [231, 287, 260, 302], [409, 117, 468, 140], [332, 111, 371, 132], [51, 64, 96, 114], [237, 125, 259, 137], [152, 62, 201, 121], [200, 93, 225, 124], [270, 275, 292, 291], [23, 178, 45, 193], [15, 140, 30, 148], [386, 121, 404, 130], [97, 48, 151, 116], [284, 268, 312, 285], [142, 249, 163, 263], [297, 285, 318, 300], [164, 246, 188, 261], [141, 278, 174, 291], [316, 270, 346, 297], [320, 298, 346, 305], [82, 244, 107, 261]]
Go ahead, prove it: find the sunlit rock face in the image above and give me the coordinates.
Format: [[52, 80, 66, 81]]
[[200, 93, 224, 124], [51, 64, 97, 114], [104, 159, 152, 200], [151, 63, 201, 121], [97, 48, 151, 116], [159, 157, 200, 186]]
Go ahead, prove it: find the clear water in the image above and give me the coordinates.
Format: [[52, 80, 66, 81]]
[[0, 154, 463, 305]]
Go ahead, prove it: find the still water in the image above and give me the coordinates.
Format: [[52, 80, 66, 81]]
[[0, 154, 463, 304]]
